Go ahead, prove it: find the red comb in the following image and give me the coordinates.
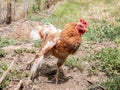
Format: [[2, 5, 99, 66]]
[[80, 19, 88, 28]]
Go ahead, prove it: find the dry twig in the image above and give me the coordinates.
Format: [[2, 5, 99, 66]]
[[15, 79, 23, 90], [0, 61, 15, 84], [87, 80, 106, 90]]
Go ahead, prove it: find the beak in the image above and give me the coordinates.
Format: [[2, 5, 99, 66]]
[[85, 28, 88, 31], [86, 29, 88, 31]]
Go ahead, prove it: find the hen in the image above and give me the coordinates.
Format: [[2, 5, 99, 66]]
[[29, 19, 88, 84]]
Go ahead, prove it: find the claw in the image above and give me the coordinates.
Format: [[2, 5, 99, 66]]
[[47, 68, 60, 84], [26, 63, 32, 70], [30, 73, 36, 81], [30, 70, 39, 82], [26, 58, 35, 70], [48, 75, 64, 84], [55, 74, 58, 84]]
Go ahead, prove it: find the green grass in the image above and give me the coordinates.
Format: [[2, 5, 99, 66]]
[[29, 0, 120, 43], [33, 40, 43, 47], [14, 48, 36, 54], [88, 76, 120, 90], [88, 65, 99, 76], [0, 62, 10, 88], [95, 47, 120, 76], [0, 62, 29, 89], [102, 76, 120, 90], [0, 48, 6, 57], [0, 36, 18, 48], [29, 0, 120, 73], [29, 0, 82, 28], [65, 56, 83, 72], [1, 0, 120, 89]]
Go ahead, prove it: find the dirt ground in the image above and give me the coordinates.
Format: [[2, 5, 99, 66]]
[[0, 20, 116, 90], [1, 44, 107, 90]]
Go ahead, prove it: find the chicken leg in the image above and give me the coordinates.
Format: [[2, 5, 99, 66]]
[[54, 59, 65, 84]]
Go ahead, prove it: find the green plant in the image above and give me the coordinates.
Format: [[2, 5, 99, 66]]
[[65, 57, 83, 72], [102, 76, 120, 90], [33, 40, 43, 47], [14, 48, 36, 54], [103, 26, 120, 41], [0, 48, 6, 57], [0, 36, 18, 47], [0, 62, 10, 88], [95, 47, 120, 75], [84, 20, 120, 43], [88, 65, 99, 76], [0, 62, 24, 89], [88, 76, 120, 90], [33, 0, 41, 13]]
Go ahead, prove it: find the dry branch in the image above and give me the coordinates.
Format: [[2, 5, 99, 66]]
[[15, 79, 23, 90], [87, 80, 106, 90], [0, 61, 15, 84], [6, 0, 12, 24]]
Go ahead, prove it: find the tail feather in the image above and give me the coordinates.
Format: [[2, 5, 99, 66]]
[[30, 30, 41, 40], [30, 26, 42, 40], [30, 24, 61, 40], [49, 23, 62, 33]]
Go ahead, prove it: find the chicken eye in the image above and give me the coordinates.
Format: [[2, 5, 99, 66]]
[[79, 25, 83, 28]]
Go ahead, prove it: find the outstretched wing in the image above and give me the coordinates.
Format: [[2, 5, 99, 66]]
[[38, 33, 60, 55], [30, 33, 60, 79]]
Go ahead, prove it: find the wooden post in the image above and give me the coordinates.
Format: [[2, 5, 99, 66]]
[[40, 0, 46, 11], [6, 0, 12, 24], [0, 3, 1, 24], [24, 0, 28, 18]]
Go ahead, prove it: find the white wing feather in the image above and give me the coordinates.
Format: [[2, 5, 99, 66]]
[[30, 24, 61, 40]]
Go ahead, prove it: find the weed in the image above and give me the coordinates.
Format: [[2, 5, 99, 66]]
[[33, 40, 43, 47], [14, 48, 36, 54], [88, 76, 120, 90], [102, 76, 120, 90], [84, 21, 120, 43], [0, 62, 21, 89], [33, 0, 41, 13], [88, 65, 99, 76], [0, 62, 10, 88], [0, 48, 6, 57], [95, 47, 120, 76], [103, 26, 120, 41], [29, 0, 120, 43], [65, 57, 83, 72], [0, 36, 18, 48]]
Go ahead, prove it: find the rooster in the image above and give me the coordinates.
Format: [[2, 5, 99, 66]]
[[29, 19, 88, 84]]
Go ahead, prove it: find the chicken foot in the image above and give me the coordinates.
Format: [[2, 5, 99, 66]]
[[47, 59, 65, 84], [26, 57, 36, 70]]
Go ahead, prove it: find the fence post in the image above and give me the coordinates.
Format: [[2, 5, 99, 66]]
[[24, 0, 28, 18], [0, 3, 1, 24], [6, 0, 12, 24], [40, 0, 46, 11]]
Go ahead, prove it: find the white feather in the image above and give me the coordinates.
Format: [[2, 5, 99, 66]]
[[30, 30, 41, 40], [31, 55, 44, 74], [49, 23, 62, 33], [30, 24, 61, 40], [30, 25, 42, 40]]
